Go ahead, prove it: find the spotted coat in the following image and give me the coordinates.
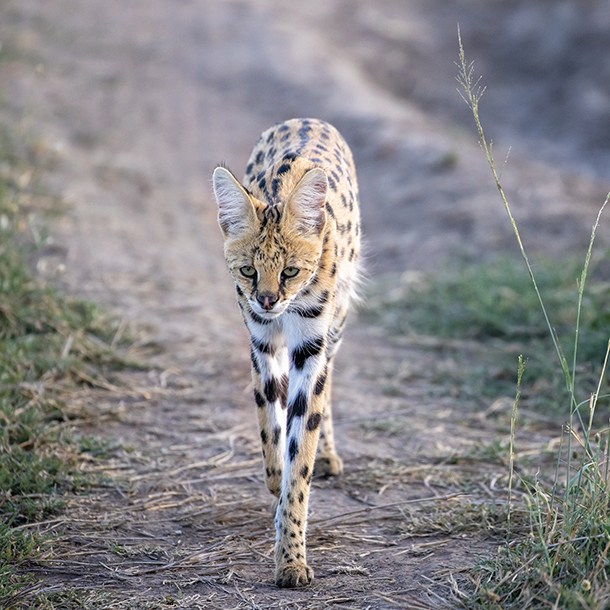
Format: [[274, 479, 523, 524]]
[[212, 118, 361, 588]]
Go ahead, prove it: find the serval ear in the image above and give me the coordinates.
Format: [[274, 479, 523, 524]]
[[282, 168, 328, 237], [213, 166, 258, 238]]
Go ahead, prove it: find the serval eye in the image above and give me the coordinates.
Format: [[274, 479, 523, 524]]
[[240, 266, 257, 278], [282, 267, 299, 278]]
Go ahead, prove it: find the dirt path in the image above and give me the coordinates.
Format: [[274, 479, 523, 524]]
[[2, 1, 610, 608]]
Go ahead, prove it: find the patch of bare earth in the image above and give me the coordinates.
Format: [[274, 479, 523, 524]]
[[2, 0, 608, 608]]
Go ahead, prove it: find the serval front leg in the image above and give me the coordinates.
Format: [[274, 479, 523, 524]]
[[248, 319, 288, 499], [274, 317, 329, 588]]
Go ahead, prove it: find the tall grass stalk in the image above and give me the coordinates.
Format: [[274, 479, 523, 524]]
[[566, 199, 609, 496], [456, 28, 568, 390], [457, 28, 609, 497], [458, 30, 610, 608], [507, 355, 524, 540]]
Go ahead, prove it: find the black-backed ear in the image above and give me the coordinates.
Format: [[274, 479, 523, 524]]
[[282, 168, 328, 236], [212, 167, 258, 238]]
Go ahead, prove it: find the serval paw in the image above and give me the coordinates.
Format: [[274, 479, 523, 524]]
[[314, 453, 343, 477], [275, 562, 314, 588]]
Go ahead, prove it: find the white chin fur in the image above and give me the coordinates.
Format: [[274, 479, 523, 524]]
[[251, 302, 287, 318]]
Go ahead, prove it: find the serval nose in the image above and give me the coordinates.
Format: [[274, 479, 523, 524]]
[[257, 293, 278, 311]]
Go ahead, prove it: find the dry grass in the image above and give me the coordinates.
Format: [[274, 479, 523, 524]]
[[7, 414, 512, 609]]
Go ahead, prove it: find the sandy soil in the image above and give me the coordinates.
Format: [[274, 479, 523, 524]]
[[2, 0, 610, 607]]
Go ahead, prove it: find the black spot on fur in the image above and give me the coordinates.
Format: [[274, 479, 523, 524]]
[[272, 426, 281, 446], [314, 370, 327, 395], [298, 124, 311, 139], [318, 290, 329, 304], [306, 413, 321, 431], [276, 163, 291, 176], [290, 393, 308, 418], [325, 202, 335, 219], [283, 152, 298, 162], [287, 391, 308, 434], [301, 465, 309, 479], [252, 337, 274, 355], [297, 304, 324, 318], [279, 374, 289, 409], [254, 389, 265, 408], [271, 178, 281, 197], [289, 438, 299, 461], [260, 429, 268, 444], [262, 205, 281, 224], [265, 378, 280, 403], [246, 162, 254, 175], [250, 310, 272, 325], [298, 491, 304, 503], [292, 337, 324, 370], [250, 349, 260, 374]]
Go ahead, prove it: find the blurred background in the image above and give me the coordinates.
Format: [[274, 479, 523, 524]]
[[2, 0, 609, 292], [0, 0, 610, 360]]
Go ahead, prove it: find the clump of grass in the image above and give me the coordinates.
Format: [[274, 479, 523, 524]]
[[366, 254, 610, 413], [451, 30, 610, 610], [0, 192, 124, 522], [392, 499, 512, 539], [373, 254, 610, 347], [0, 131, 129, 607]]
